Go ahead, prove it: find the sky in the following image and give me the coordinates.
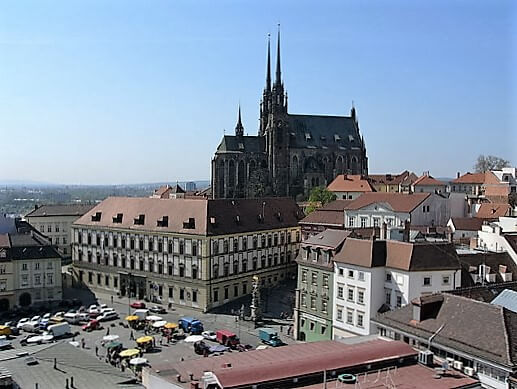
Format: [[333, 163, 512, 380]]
[[0, 0, 515, 185]]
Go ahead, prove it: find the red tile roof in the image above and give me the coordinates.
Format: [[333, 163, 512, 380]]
[[476, 203, 511, 219], [452, 171, 500, 184], [345, 192, 430, 213], [368, 171, 417, 186], [327, 174, 375, 193], [161, 340, 416, 388], [385, 241, 460, 271], [299, 200, 352, 227], [0, 234, 10, 248], [333, 238, 386, 267], [413, 174, 446, 186], [450, 217, 484, 231]]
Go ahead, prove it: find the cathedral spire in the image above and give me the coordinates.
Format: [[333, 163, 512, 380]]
[[265, 34, 271, 92], [275, 24, 281, 85], [235, 104, 244, 137]]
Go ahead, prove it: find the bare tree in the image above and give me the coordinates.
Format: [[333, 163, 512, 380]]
[[474, 154, 510, 173]]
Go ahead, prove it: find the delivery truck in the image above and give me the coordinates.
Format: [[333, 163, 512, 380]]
[[47, 322, 71, 338], [178, 317, 204, 334], [258, 327, 283, 347]]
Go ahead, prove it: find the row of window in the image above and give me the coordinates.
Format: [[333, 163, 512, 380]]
[[213, 252, 292, 279], [348, 215, 404, 229], [300, 318, 328, 335], [300, 270, 330, 288], [21, 262, 54, 271], [39, 223, 69, 234], [20, 272, 54, 287], [336, 306, 364, 328], [77, 231, 200, 256], [80, 252, 200, 279], [300, 294, 328, 313], [337, 268, 365, 281], [212, 231, 299, 254], [302, 247, 332, 263], [337, 284, 365, 305], [48, 235, 68, 245]]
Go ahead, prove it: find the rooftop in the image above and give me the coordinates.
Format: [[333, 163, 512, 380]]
[[333, 238, 386, 268], [153, 339, 416, 388], [476, 203, 511, 219], [412, 174, 446, 187], [74, 197, 303, 236], [451, 171, 499, 184], [374, 293, 517, 368], [25, 203, 95, 218], [302, 229, 350, 250], [299, 200, 352, 227], [449, 217, 484, 231], [345, 192, 430, 213], [327, 174, 375, 193], [368, 171, 417, 186]]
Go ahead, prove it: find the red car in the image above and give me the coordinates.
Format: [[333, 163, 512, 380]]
[[82, 319, 100, 332], [130, 301, 146, 309]]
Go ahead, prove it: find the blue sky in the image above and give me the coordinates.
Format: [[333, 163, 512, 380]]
[[0, 0, 515, 185]]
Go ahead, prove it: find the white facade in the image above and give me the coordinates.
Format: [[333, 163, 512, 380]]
[[344, 194, 449, 229], [477, 217, 517, 264], [13, 256, 62, 305], [332, 263, 459, 338]]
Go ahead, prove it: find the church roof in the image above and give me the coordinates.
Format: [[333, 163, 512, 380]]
[[216, 135, 265, 154], [287, 114, 360, 150]]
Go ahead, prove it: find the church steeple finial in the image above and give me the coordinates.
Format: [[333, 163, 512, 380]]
[[235, 104, 244, 137], [275, 24, 281, 85], [265, 34, 271, 92]]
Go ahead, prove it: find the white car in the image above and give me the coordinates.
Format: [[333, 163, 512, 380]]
[[17, 318, 30, 329], [98, 311, 119, 322], [99, 304, 108, 310], [202, 331, 217, 341], [100, 307, 115, 314], [31, 315, 41, 323]]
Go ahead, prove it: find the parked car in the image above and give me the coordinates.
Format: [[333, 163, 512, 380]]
[[82, 319, 100, 332], [149, 305, 166, 314], [130, 301, 146, 309], [98, 311, 119, 322], [50, 312, 65, 323], [258, 328, 283, 347], [30, 315, 41, 323], [38, 313, 52, 329], [63, 312, 81, 324], [202, 331, 217, 341], [17, 318, 30, 329]]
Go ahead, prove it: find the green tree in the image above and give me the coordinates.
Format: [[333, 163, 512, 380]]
[[474, 154, 510, 173], [306, 186, 337, 214]]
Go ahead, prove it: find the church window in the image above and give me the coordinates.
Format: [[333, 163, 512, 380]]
[[291, 155, 299, 178]]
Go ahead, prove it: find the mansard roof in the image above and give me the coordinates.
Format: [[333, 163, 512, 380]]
[[215, 135, 265, 154], [286, 114, 360, 150]]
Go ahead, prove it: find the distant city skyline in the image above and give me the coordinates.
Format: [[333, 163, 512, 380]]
[[1, 0, 515, 185]]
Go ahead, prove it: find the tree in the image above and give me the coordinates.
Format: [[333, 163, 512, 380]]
[[306, 186, 337, 214], [474, 155, 510, 173]]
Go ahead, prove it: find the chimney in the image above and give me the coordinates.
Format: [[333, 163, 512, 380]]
[[457, 172, 460, 179], [34, 204, 39, 210], [380, 222, 387, 240], [343, 174, 347, 180], [403, 219, 411, 242]]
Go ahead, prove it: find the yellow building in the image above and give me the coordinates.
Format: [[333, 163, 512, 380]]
[[71, 197, 302, 312], [0, 217, 62, 311]]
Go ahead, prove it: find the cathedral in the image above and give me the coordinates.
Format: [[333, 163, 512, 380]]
[[211, 30, 368, 200]]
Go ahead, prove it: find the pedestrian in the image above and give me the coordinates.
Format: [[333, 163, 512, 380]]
[[110, 295, 114, 305], [106, 327, 110, 336], [159, 337, 163, 346], [130, 330, 134, 340], [81, 338, 85, 349], [95, 346, 98, 356], [152, 337, 156, 348], [280, 325, 283, 333]]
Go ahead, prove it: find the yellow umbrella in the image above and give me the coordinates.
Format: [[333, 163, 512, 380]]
[[136, 336, 153, 344], [125, 315, 139, 322], [164, 322, 178, 329], [119, 348, 140, 358]]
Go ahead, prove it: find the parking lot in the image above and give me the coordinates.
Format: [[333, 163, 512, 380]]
[[1, 283, 297, 373]]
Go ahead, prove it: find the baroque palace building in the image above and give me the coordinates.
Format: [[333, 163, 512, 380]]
[[71, 197, 302, 312], [212, 29, 368, 200]]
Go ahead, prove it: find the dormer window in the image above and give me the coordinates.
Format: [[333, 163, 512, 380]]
[[112, 213, 123, 223], [334, 134, 341, 142], [210, 217, 216, 225], [348, 135, 354, 142], [235, 215, 240, 224], [157, 216, 168, 227], [257, 214, 264, 223], [305, 133, 312, 141], [183, 217, 195, 229], [238, 143, 244, 150], [134, 214, 145, 225], [91, 212, 102, 222]]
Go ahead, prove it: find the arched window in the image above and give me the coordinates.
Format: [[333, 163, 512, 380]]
[[237, 160, 245, 186], [351, 156, 358, 174], [217, 160, 225, 197], [336, 156, 344, 174], [228, 160, 235, 187], [248, 160, 256, 179], [291, 155, 299, 178]]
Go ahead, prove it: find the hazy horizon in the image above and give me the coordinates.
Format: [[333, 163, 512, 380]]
[[1, 0, 515, 185]]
